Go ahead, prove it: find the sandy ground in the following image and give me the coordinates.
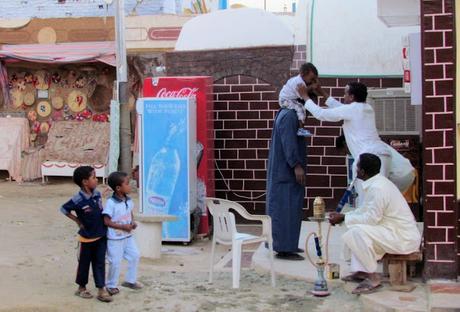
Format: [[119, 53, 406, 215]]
[[0, 176, 362, 312]]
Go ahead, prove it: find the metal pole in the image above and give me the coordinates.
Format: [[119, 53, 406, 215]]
[[115, 0, 127, 83], [114, 0, 132, 174]]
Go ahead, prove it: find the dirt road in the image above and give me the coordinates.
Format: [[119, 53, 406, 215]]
[[0, 178, 361, 312]]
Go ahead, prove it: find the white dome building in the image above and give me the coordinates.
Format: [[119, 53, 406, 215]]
[[175, 8, 295, 51]]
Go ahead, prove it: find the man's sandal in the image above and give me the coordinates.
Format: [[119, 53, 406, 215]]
[[97, 290, 113, 302], [74, 289, 93, 299], [351, 279, 382, 295], [107, 288, 120, 296], [121, 281, 143, 290], [341, 272, 367, 282]]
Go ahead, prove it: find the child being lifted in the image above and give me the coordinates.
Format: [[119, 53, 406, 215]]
[[279, 62, 318, 137]]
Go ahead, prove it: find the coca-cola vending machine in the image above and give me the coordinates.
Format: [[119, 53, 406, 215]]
[[143, 76, 214, 237]]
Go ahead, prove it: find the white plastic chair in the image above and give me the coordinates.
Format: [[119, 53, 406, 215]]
[[206, 197, 275, 288]]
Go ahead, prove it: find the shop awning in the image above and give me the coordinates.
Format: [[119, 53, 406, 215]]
[[0, 41, 116, 66]]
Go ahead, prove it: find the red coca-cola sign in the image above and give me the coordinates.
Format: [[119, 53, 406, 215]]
[[156, 87, 199, 98]]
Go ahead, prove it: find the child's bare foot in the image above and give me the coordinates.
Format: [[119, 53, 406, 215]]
[[74, 287, 93, 299]]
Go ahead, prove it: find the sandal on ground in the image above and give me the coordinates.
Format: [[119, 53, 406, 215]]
[[97, 290, 113, 302], [107, 288, 120, 296], [341, 272, 367, 282], [74, 289, 93, 299], [121, 281, 143, 290], [351, 279, 382, 295]]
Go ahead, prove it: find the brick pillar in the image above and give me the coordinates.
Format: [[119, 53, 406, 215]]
[[421, 0, 458, 279]]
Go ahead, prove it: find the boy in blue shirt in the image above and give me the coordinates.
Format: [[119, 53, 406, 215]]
[[60, 166, 112, 302], [103, 171, 142, 296]]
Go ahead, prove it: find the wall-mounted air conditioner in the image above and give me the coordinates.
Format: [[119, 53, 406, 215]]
[[367, 88, 422, 136]]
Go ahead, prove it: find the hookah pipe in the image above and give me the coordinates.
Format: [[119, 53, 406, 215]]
[[305, 178, 357, 291], [305, 178, 356, 267], [305, 197, 330, 296]]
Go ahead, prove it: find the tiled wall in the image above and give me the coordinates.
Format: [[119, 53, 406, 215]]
[[421, 0, 458, 279]]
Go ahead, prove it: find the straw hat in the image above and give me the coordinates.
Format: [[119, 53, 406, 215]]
[[24, 92, 35, 106], [36, 101, 52, 117], [68, 90, 87, 113], [34, 71, 49, 90], [51, 96, 64, 110], [27, 110, 37, 122], [17, 80, 26, 91], [10, 89, 24, 108], [40, 121, 50, 134]]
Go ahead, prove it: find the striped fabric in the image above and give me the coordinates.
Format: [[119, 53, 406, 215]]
[[0, 41, 116, 66]]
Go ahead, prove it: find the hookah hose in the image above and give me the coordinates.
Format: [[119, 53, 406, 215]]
[[305, 225, 332, 268], [335, 177, 356, 213]]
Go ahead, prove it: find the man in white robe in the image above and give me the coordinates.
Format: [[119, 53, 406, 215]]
[[329, 153, 421, 294], [298, 81, 415, 205]]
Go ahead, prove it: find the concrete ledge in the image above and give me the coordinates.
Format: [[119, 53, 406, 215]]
[[135, 214, 177, 223], [252, 221, 351, 284], [135, 214, 177, 259]]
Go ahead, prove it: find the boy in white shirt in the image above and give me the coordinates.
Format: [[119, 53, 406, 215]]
[[279, 63, 318, 136], [103, 171, 142, 296]]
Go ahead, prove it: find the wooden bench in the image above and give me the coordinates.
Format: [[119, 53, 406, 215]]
[[382, 251, 422, 292]]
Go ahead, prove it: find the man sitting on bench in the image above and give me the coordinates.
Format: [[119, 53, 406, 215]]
[[328, 153, 421, 295]]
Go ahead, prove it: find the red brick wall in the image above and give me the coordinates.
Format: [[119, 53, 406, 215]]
[[213, 75, 403, 217], [421, 0, 458, 279], [291, 45, 307, 72]]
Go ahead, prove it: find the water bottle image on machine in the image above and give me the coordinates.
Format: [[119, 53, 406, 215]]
[[145, 120, 184, 216]]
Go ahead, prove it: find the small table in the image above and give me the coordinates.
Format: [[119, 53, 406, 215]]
[[134, 214, 177, 259]]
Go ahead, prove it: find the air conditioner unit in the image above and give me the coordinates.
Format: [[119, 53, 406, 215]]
[[367, 88, 422, 135]]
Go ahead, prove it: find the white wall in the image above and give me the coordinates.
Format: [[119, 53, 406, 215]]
[[175, 0, 419, 76], [307, 0, 419, 76]]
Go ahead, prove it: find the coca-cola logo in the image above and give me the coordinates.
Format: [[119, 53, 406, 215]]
[[156, 87, 198, 98]]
